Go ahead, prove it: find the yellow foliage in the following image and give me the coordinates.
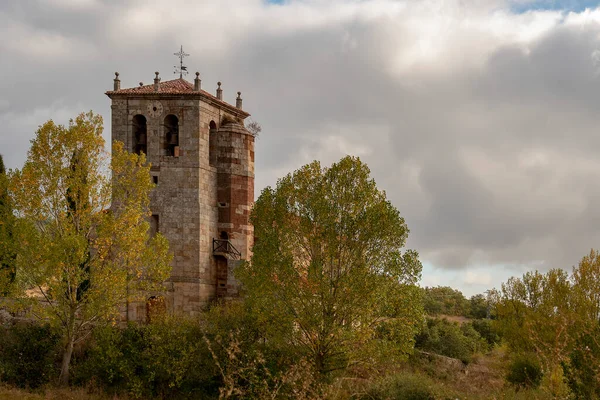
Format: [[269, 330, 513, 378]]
[[2, 111, 172, 384]]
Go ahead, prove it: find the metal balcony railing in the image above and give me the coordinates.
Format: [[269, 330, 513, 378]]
[[213, 239, 241, 260]]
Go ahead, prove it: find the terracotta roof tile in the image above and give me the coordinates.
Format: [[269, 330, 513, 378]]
[[109, 78, 194, 94], [106, 78, 250, 117]]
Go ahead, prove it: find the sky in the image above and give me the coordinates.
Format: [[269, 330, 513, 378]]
[[2, 0, 600, 296]]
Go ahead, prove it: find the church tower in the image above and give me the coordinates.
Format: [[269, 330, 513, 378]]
[[106, 71, 254, 320]]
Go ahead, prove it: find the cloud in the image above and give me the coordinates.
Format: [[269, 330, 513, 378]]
[[2, 0, 600, 293], [464, 270, 493, 286]]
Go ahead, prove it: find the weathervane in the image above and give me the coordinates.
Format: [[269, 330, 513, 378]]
[[173, 45, 189, 79]]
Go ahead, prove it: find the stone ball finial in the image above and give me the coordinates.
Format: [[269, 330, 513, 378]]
[[196, 72, 200, 77], [139, 82, 143, 86], [237, 91, 241, 96], [155, 71, 159, 77], [218, 81, 222, 87], [114, 72, 121, 90]]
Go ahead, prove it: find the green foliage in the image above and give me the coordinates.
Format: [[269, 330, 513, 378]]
[[415, 318, 488, 364], [468, 294, 488, 319], [76, 306, 321, 400], [236, 156, 423, 377], [0, 154, 15, 295], [563, 327, 600, 399], [495, 269, 573, 366], [205, 331, 320, 400], [359, 372, 436, 400], [495, 251, 600, 393], [203, 301, 267, 357], [74, 316, 216, 399], [506, 354, 543, 389], [422, 286, 469, 316], [203, 301, 322, 399], [0, 323, 60, 388], [470, 319, 501, 347]]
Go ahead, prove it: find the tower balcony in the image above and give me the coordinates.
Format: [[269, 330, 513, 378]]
[[212, 238, 241, 260]]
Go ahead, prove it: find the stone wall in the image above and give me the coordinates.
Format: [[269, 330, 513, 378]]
[[109, 90, 253, 320]]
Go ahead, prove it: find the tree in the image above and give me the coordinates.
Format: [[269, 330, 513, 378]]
[[495, 270, 574, 365], [414, 317, 487, 363], [3, 112, 172, 385], [468, 294, 489, 319], [566, 250, 600, 398], [236, 156, 423, 376], [0, 154, 16, 294], [494, 258, 600, 396], [422, 286, 469, 316]]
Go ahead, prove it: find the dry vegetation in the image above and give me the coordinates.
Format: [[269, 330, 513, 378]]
[[0, 384, 119, 400]]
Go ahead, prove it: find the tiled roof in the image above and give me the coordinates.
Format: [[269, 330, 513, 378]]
[[109, 78, 195, 94], [106, 78, 250, 117]]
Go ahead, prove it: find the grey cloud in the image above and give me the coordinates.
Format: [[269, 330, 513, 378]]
[[2, 0, 600, 290]]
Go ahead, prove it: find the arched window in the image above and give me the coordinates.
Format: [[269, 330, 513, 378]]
[[132, 115, 147, 155], [164, 114, 179, 156], [209, 120, 217, 166]]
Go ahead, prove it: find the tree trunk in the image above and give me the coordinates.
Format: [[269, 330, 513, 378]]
[[315, 348, 325, 376], [59, 336, 74, 386]]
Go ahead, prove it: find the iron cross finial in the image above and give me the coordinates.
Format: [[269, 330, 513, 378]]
[[173, 45, 190, 79]]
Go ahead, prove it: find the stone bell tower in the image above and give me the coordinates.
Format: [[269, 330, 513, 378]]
[[106, 71, 254, 320]]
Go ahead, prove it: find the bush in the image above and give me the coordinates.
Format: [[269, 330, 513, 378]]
[[506, 354, 543, 389], [563, 330, 600, 399], [422, 286, 469, 316], [203, 301, 321, 399], [470, 318, 501, 347], [73, 303, 320, 399], [0, 323, 60, 388], [467, 294, 489, 319], [415, 318, 487, 364], [362, 373, 436, 400], [74, 316, 218, 399]]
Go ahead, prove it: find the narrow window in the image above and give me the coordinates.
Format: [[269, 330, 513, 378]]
[[164, 115, 179, 156], [132, 114, 147, 155], [152, 175, 158, 185], [209, 120, 217, 166]]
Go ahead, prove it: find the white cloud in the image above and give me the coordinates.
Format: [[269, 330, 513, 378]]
[[464, 270, 492, 286]]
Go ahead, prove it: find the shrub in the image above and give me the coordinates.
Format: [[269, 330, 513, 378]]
[[362, 373, 436, 400], [563, 329, 600, 399], [468, 294, 489, 319], [203, 301, 322, 399], [415, 318, 486, 364], [0, 323, 60, 388], [74, 317, 218, 399], [506, 354, 543, 389], [470, 318, 501, 347]]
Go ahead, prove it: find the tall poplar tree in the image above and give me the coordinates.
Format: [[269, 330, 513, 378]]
[[0, 154, 16, 294], [5, 112, 172, 385], [237, 156, 423, 376]]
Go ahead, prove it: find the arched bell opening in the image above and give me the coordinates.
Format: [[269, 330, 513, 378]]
[[163, 114, 179, 156], [132, 114, 147, 155]]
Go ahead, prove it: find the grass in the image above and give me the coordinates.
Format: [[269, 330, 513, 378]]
[[0, 384, 123, 400]]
